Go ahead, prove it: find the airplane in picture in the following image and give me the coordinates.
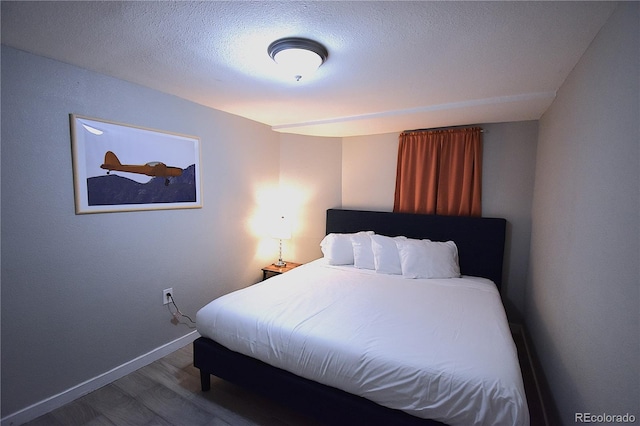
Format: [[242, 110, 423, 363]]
[[100, 151, 182, 186]]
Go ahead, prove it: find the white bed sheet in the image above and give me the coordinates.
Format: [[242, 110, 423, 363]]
[[196, 259, 529, 426]]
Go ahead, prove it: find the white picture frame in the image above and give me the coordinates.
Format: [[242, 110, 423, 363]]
[[70, 114, 202, 214]]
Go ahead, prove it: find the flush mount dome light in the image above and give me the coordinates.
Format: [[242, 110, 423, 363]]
[[268, 37, 328, 82]]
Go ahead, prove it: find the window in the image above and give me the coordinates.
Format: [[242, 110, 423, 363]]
[[393, 127, 482, 216]]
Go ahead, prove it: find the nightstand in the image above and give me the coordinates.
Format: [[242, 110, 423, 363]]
[[261, 262, 302, 280]]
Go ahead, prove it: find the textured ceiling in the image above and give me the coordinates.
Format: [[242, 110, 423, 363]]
[[1, 1, 617, 137]]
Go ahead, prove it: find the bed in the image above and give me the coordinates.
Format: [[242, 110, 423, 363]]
[[194, 209, 529, 426]]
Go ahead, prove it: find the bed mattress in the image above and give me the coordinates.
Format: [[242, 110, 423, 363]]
[[196, 259, 529, 426]]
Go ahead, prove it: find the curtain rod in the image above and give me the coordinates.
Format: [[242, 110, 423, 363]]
[[402, 126, 485, 134]]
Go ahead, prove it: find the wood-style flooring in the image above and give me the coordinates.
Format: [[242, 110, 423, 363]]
[[22, 344, 322, 426], [23, 328, 550, 426]]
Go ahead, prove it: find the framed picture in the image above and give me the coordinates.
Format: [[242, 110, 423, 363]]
[[70, 114, 202, 214]]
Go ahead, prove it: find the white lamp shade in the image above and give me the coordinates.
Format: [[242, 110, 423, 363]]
[[271, 216, 292, 240]]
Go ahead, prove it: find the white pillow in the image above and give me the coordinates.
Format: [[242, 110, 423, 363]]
[[351, 232, 375, 269], [370, 234, 406, 274], [320, 231, 373, 265], [320, 233, 354, 265], [395, 239, 461, 279]]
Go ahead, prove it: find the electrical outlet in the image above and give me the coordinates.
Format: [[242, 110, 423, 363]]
[[163, 288, 173, 305]]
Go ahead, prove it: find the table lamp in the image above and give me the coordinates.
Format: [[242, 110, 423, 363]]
[[271, 215, 291, 267]]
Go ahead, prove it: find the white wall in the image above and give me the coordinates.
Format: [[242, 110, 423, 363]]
[[482, 121, 538, 321], [341, 121, 538, 320], [0, 47, 281, 418], [527, 3, 639, 423], [341, 133, 398, 211], [279, 133, 342, 263]]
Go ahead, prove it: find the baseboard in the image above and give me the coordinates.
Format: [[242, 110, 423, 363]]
[[1, 331, 199, 426], [518, 324, 560, 426], [514, 324, 550, 426], [511, 322, 560, 426]]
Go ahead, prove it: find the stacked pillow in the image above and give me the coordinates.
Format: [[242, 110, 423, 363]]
[[320, 231, 460, 279], [320, 231, 373, 265], [370, 234, 406, 275], [351, 232, 376, 269], [395, 238, 460, 279]]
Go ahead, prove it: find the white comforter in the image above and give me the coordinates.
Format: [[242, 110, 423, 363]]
[[196, 259, 529, 426]]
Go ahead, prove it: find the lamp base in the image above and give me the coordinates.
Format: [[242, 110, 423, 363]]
[[273, 260, 287, 267]]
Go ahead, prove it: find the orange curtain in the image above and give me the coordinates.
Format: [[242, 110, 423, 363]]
[[393, 127, 482, 216]]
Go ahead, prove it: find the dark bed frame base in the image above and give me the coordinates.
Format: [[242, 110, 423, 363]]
[[194, 209, 507, 426], [194, 337, 444, 426]]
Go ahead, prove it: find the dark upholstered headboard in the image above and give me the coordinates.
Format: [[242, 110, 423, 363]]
[[326, 209, 507, 290]]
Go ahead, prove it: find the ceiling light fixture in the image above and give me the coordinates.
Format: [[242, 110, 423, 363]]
[[268, 37, 328, 82]]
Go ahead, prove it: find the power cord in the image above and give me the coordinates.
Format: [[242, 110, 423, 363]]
[[166, 293, 195, 324]]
